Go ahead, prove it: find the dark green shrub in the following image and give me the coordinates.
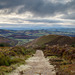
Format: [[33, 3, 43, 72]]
[[71, 44, 75, 47], [0, 43, 10, 47], [0, 53, 10, 66]]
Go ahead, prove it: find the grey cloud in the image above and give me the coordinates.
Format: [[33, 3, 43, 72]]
[[26, 19, 63, 23], [0, 0, 75, 17], [9, 18, 63, 23], [0, 0, 23, 9], [62, 13, 75, 20], [18, 0, 65, 17]]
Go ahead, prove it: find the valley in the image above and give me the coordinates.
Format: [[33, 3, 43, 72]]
[[0, 28, 75, 46]]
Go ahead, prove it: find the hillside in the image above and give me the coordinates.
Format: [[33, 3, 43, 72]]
[[0, 36, 18, 46], [0, 29, 13, 34], [26, 35, 75, 47]]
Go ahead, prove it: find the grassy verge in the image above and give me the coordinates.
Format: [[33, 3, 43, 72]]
[[48, 56, 75, 75], [0, 47, 35, 75], [42, 46, 75, 75]]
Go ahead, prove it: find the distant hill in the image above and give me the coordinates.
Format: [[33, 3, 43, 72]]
[[26, 35, 75, 47], [0, 29, 75, 45], [8, 34, 38, 39], [0, 36, 18, 46], [0, 29, 13, 34]]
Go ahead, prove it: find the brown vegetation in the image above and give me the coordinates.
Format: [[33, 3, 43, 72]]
[[26, 35, 75, 47], [43, 45, 75, 75], [0, 46, 35, 74]]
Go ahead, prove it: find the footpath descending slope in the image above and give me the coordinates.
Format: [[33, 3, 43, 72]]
[[9, 50, 56, 75]]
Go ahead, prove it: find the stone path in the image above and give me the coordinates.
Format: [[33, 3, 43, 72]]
[[9, 50, 56, 75]]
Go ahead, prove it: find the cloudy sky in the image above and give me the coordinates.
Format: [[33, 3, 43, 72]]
[[0, 0, 75, 29]]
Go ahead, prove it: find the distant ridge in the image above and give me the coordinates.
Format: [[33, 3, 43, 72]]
[[26, 35, 75, 47]]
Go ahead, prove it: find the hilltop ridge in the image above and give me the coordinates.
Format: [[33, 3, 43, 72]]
[[26, 34, 75, 47]]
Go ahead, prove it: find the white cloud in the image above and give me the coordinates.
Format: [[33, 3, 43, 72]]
[[0, 12, 75, 28]]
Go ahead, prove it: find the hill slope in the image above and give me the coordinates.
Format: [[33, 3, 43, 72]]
[[0, 36, 18, 46], [26, 35, 75, 47]]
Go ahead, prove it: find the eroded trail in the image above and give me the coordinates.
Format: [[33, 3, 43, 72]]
[[9, 50, 56, 75]]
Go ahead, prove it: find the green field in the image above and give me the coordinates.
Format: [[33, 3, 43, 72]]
[[16, 39, 34, 45]]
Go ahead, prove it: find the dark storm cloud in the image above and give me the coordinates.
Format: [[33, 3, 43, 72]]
[[61, 0, 75, 20], [0, 0, 75, 17], [0, 0, 23, 9]]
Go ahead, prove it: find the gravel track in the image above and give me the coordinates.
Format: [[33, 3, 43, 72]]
[[9, 50, 56, 75]]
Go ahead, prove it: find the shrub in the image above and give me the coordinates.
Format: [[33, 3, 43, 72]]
[[0, 53, 10, 66], [71, 44, 75, 47], [0, 46, 35, 67], [10, 58, 25, 64], [0, 43, 10, 47], [11, 46, 26, 55]]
